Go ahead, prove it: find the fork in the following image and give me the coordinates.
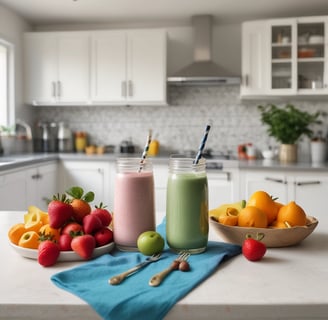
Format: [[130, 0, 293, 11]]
[[149, 251, 190, 287], [109, 253, 162, 285]]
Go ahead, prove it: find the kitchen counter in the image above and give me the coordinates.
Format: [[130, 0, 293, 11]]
[[1, 211, 327, 320], [1, 152, 328, 172]]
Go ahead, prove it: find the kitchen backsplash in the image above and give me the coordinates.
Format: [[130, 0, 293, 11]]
[[34, 85, 328, 160]]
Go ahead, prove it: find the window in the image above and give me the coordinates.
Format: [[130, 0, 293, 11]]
[[0, 38, 14, 128]]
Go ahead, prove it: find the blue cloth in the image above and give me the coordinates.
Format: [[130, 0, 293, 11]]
[[51, 220, 241, 320]]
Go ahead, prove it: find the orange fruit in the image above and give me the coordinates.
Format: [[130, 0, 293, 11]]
[[270, 220, 289, 228], [276, 201, 307, 227], [247, 190, 279, 225], [238, 206, 268, 228], [71, 199, 91, 223], [39, 224, 61, 242], [25, 220, 43, 233], [8, 223, 26, 245], [18, 231, 40, 249], [25, 206, 49, 224], [218, 207, 239, 226]]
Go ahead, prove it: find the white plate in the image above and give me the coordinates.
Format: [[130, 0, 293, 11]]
[[10, 241, 115, 261]]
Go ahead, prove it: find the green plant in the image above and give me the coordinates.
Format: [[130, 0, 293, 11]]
[[258, 104, 322, 144]]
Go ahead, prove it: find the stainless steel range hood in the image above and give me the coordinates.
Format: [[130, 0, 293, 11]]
[[167, 15, 240, 85]]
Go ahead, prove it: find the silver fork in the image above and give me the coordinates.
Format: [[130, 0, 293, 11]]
[[149, 251, 190, 287], [109, 253, 162, 285]]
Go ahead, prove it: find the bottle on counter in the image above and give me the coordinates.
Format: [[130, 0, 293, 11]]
[[57, 122, 73, 153], [74, 131, 87, 153]]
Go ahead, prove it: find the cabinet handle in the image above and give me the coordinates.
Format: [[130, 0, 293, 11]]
[[265, 177, 287, 184], [57, 81, 61, 97], [52, 82, 56, 97], [295, 181, 321, 186], [121, 81, 127, 97], [31, 173, 42, 180], [128, 80, 133, 97]]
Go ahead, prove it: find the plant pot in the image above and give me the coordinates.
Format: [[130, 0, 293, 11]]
[[310, 141, 327, 163], [279, 144, 297, 163]]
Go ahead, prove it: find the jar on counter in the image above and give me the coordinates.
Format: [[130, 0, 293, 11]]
[[75, 131, 87, 153]]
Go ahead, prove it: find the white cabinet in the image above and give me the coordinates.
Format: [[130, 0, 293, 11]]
[[0, 162, 58, 211], [91, 29, 167, 105], [241, 20, 269, 96], [240, 169, 328, 219], [241, 16, 328, 98], [24, 32, 90, 105], [59, 161, 113, 209]]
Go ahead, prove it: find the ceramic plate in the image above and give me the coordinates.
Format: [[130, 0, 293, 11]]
[[210, 216, 318, 248], [10, 241, 115, 261]]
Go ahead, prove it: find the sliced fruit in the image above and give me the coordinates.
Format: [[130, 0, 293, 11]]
[[8, 223, 26, 245], [18, 231, 40, 249], [209, 200, 246, 218]]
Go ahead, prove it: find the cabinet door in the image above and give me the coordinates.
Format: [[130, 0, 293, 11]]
[[57, 34, 90, 104], [291, 173, 328, 220], [24, 34, 58, 105], [91, 31, 127, 103], [240, 171, 288, 203], [127, 29, 167, 104], [241, 21, 268, 96], [0, 170, 27, 210], [60, 161, 111, 207]]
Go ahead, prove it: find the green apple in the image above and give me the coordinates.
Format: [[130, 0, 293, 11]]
[[137, 231, 165, 256]]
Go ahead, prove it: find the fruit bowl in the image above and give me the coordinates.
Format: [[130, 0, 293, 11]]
[[209, 216, 318, 248], [9, 241, 115, 261]]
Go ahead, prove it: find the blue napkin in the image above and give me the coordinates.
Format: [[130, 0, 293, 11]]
[[51, 220, 241, 320]]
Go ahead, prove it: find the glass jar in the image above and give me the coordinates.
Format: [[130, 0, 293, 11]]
[[113, 158, 156, 251], [166, 156, 209, 254], [75, 131, 87, 153]]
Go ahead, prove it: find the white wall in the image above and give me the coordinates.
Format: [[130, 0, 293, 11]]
[[0, 4, 31, 125]]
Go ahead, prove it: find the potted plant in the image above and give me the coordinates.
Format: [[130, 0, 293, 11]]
[[258, 104, 322, 162]]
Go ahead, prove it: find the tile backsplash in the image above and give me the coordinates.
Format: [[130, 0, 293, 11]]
[[34, 85, 328, 159]]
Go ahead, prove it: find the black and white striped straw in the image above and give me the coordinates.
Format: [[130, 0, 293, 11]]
[[193, 124, 211, 164], [138, 129, 152, 172]]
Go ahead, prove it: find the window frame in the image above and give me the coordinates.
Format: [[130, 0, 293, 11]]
[[0, 37, 15, 129]]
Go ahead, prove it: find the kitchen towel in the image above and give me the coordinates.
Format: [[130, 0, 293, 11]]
[[51, 220, 241, 320]]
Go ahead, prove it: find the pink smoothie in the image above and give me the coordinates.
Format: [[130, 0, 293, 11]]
[[113, 171, 155, 250]]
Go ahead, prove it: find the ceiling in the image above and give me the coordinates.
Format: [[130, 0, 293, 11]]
[[1, 0, 328, 27]]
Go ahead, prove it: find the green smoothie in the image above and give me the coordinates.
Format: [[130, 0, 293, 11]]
[[166, 171, 209, 253]]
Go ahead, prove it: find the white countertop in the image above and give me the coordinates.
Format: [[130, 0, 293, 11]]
[[1, 211, 328, 320]]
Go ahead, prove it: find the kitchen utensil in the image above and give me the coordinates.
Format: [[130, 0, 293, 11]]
[[57, 122, 73, 152], [109, 253, 162, 285], [209, 216, 318, 248], [149, 251, 190, 287]]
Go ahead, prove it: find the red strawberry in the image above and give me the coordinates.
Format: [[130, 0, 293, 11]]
[[83, 214, 102, 234], [48, 194, 74, 228], [61, 222, 84, 237], [71, 235, 96, 260], [38, 240, 60, 267], [58, 234, 73, 251], [242, 234, 267, 261], [94, 227, 113, 247], [91, 203, 112, 227]]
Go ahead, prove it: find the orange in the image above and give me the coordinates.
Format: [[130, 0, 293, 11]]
[[18, 231, 40, 249], [238, 206, 268, 228], [71, 198, 91, 222], [247, 190, 279, 225], [39, 224, 61, 242], [270, 220, 289, 228], [276, 201, 307, 227], [218, 215, 238, 226], [8, 223, 26, 245]]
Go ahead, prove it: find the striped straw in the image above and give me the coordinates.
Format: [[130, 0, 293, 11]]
[[138, 129, 152, 172], [193, 124, 211, 164]]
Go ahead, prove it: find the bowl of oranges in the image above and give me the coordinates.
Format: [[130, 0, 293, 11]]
[[209, 191, 318, 248]]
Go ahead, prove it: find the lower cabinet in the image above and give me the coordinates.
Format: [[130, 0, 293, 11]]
[[240, 169, 328, 219], [59, 160, 114, 208], [0, 161, 58, 211]]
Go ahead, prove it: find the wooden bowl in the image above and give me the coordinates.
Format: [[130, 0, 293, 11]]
[[209, 216, 318, 248]]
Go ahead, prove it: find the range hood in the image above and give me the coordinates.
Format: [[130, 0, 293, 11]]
[[167, 15, 240, 85]]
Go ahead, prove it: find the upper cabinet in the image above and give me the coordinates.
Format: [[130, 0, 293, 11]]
[[241, 16, 328, 98], [24, 29, 167, 106], [92, 29, 167, 105], [24, 32, 91, 105]]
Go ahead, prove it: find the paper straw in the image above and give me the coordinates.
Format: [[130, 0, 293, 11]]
[[138, 129, 152, 172], [193, 124, 211, 164]]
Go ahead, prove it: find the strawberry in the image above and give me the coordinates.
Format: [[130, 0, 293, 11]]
[[58, 234, 73, 251], [83, 214, 102, 234], [38, 240, 60, 267], [61, 222, 84, 237], [71, 234, 96, 260], [242, 233, 267, 261], [94, 227, 113, 247], [48, 194, 74, 228], [91, 203, 112, 227]]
